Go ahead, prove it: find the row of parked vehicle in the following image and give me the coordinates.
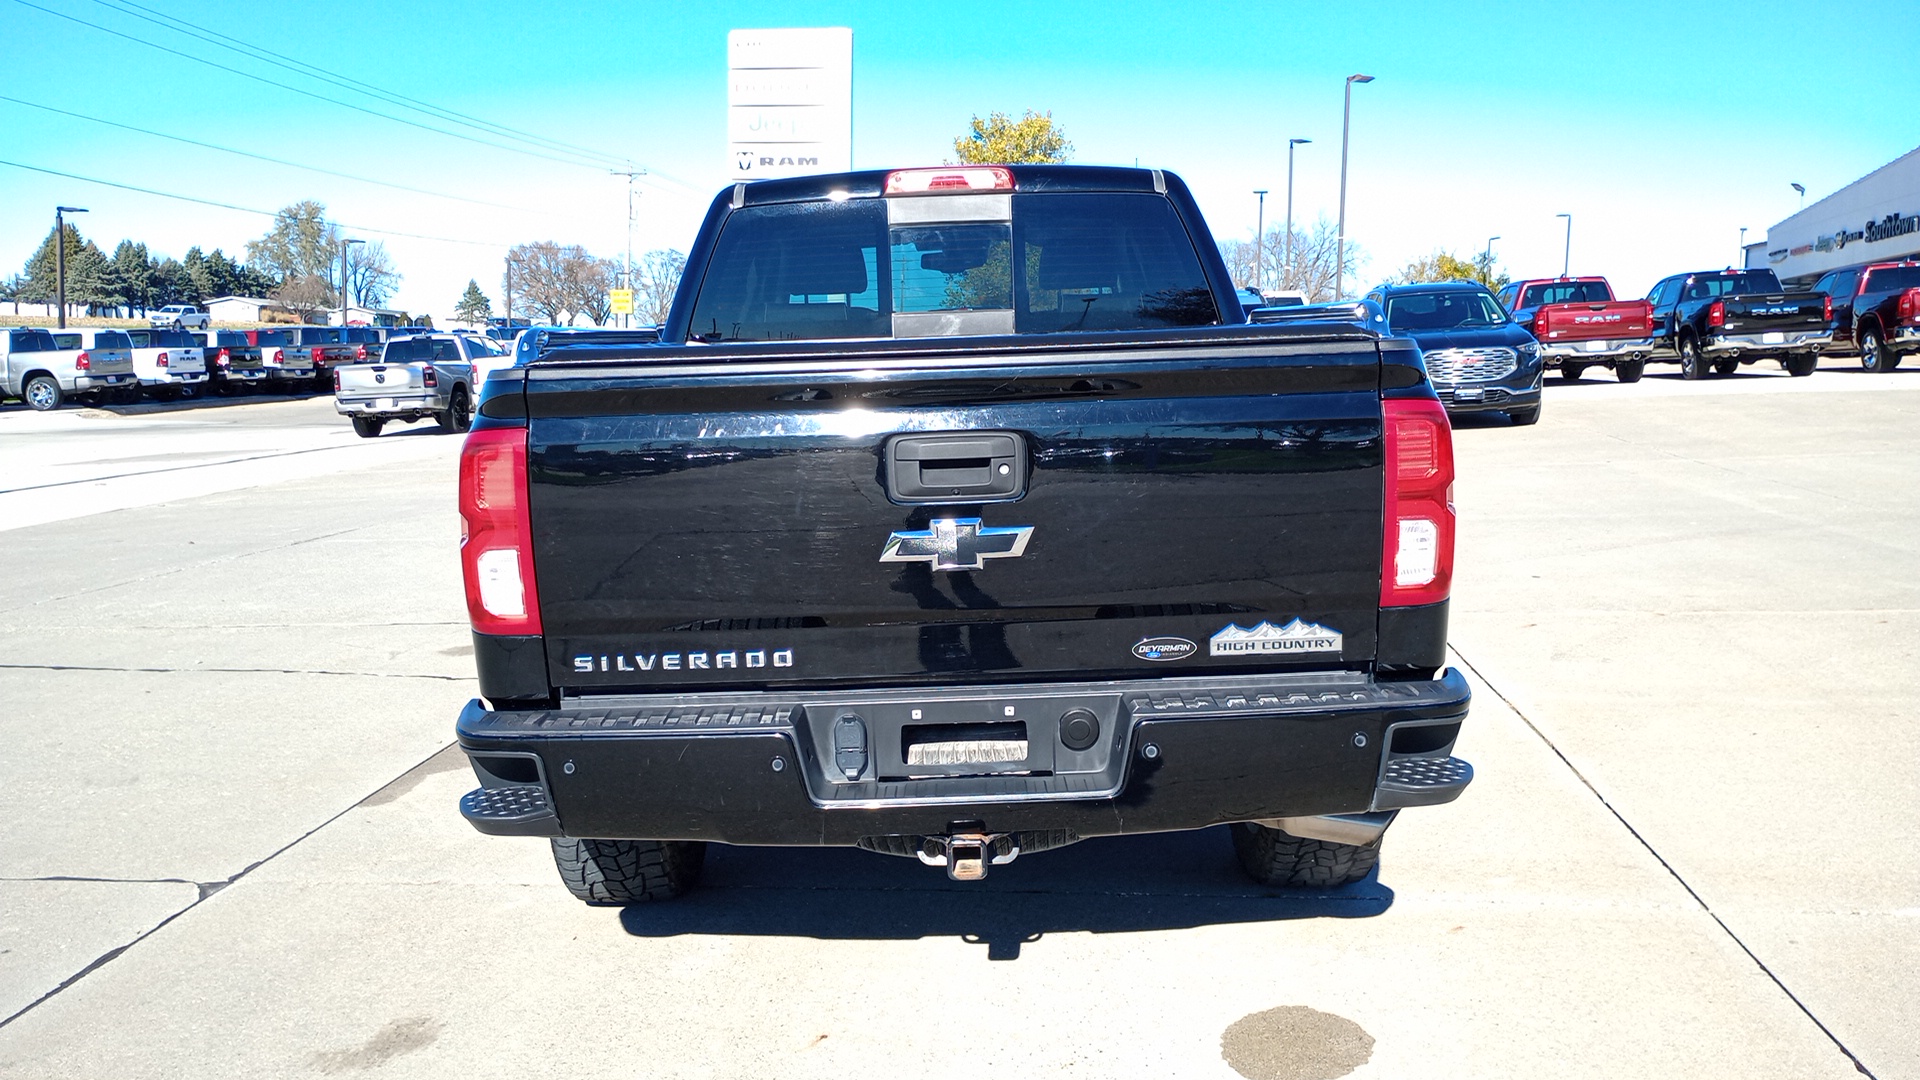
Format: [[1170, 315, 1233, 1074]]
[[0, 323, 453, 411], [1249, 258, 1919, 427]]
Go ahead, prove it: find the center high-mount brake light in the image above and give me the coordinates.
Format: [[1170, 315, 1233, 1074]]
[[884, 167, 1015, 195], [460, 427, 542, 635], [1381, 397, 1456, 607]]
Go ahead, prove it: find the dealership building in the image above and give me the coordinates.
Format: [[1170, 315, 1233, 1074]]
[[1748, 145, 1920, 286]]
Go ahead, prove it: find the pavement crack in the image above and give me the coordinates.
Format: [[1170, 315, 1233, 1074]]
[[1449, 646, 1881, 1080], [0, 444, 345, 496], [0, 662, 467, 682], [0, 741, 453, 1033]]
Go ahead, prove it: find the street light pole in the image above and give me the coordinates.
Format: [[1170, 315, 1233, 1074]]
[[1335, 75, 1373, 300], [1285, 138, 1309, 287], [1484, 236, 1500, 283], [54, 206, 87, 329], [1556, 213, 1572, 276], [1791, 182, 1806, 211], [338, 237, 364, 325], [1252, 190, 1268, 292], [1738, 226, 1748, 268]]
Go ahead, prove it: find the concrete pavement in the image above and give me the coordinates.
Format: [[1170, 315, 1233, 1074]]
[[0, 373, 1914, 1078]]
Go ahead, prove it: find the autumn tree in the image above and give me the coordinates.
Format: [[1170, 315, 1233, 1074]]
[[454, 279, 493, 326], [1385, 249, 1508, 290], [950, 110, 1072, 165]]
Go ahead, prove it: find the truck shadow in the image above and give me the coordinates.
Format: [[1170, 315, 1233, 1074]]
[[617, 826, 1394, 960]]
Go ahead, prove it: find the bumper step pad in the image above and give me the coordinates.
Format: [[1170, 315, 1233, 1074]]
[[1374, 755, 1473, 810], [460, 784, 562, 837]]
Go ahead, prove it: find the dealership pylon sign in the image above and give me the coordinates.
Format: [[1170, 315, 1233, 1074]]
[[728, 27, 852, 181]]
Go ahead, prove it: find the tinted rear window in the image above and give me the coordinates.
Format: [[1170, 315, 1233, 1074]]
[[1684, 271, 1783, 299], [155, 329, 197, 347], [298, 327, 342, 344], [96, 331, 133, 349], [686, 192, 1216, 342], [7, 329, 57, 352], [1521, 280, 1614, 306], [1864, 266, 1920, 292]]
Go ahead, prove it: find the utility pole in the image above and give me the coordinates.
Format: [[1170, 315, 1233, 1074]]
[[611, 167, 646, 328], [1335, 74, 1373, 300], [504, 254, 514, 327], [54, 206, 87, 329], [1285, 138, 1309, 288], [1556, 213, 1572, 276], [1484, 236, 1500, 284], [1252, 190, 1268, 293]]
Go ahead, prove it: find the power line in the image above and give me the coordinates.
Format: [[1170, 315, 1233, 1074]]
[[8, 0, 621, 172], [86, 0, 635, 170], [0, 94, 544, 215], [0, 158, 505, 248]]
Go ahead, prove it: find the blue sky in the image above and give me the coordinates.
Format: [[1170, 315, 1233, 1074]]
[[4, 0, 1917, 318]]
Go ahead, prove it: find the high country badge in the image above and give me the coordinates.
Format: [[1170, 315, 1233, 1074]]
[[1209, 619, 1343, 656]]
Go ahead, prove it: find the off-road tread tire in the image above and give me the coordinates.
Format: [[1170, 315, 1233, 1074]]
[[1785, 352, 1818, 377], [551, 837, 706, 905], [351, 416, 384, 438], [1231, 822, 1381, 888], [1614, 358, 1645, 383]]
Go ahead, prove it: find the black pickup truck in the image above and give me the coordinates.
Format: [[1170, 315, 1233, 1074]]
[[453, 165, 1473, 901], [1644, 268, 1830, 379]]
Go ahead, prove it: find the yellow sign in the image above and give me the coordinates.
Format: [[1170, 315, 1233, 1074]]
[[609, 288, 634, 315]]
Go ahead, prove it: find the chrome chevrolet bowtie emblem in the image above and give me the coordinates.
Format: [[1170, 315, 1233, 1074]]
[[880, 518, 1033, 572]]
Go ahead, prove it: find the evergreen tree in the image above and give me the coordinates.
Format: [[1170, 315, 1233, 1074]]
[[112, 240, 156, 315], [453, 279, 493, 325]]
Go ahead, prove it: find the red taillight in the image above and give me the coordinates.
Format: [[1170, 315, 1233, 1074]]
[[332, 368, 342, 392], [423, 364, 438, 388], [270, 348, 284, 363], [217, 347, 230, 367], [1381, 397, 1456, 608], [356, 345, 368, 360], [156, 351, 169, 368], [460, 427, 542, 635], [884, 166, 1015, 194], [1899, 288, 1919, 323], [1824, 294, 1833, 322], [75, 351, 90, 370], [1707, 300, 1725, 328], [1534, 308, 1551, 339]]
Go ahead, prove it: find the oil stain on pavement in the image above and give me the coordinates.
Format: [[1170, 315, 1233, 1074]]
[[1221, 1005, 1373, 1080]]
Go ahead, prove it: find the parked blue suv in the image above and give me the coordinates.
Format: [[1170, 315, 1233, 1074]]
[[1366, 281, 1544, 425]]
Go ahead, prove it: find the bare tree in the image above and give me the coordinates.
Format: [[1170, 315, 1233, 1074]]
[[634, 249, 686, 325], [271, 273, 335, 322], [344, 241, 402, 308], [565, 255, 617, 325], [1218, 216, 1366, 302], [506, 242, 569, 323]]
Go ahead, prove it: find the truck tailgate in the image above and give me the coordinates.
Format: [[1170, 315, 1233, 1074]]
[[1722, 292, 1828, 334], [1538, 300, 1651, 342], [337, 363, 425, 395], [520, 333, 1388, 694]]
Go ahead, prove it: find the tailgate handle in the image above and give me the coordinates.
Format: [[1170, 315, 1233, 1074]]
[[885, 432, 1026, 504]]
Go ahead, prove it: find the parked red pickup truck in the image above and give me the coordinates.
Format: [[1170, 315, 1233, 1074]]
[[1496, 276, 1655, 383]]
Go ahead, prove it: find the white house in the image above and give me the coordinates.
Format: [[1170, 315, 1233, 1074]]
[[204, 296, 293, 323]]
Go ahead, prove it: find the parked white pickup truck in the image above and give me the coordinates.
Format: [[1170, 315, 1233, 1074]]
[[124, 327, 208, 397], [149, 305, 210, 330], [2, 327, 138, 410], [333, 332, 496, 436]]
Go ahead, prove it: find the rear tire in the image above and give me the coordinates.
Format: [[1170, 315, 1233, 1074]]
[[1679, 335, 1707, 380], [1559, 362, 1587, 382], [1712, 359, 1739, 376], [1614, 358, 1645, 383], [23, 374, 63, 411], [1785, 352, 1818, 377], [351, 416, 385, 438], [551, 838, 706, 904], [1508, 403, 1541, 426], [1231, 822, 1380, 888], [1861, 327, 1893, 373], [437, 386, 471, 433]]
